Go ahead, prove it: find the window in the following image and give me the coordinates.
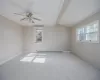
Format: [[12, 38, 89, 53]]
[[36, 29, 43, 43], [76, 20, 99, 43]]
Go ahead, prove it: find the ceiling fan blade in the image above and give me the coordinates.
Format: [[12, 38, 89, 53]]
[[14, 13, 25, 16], [33, 25, 44, 27], [32, 20, 35, 23], [32, 17, 41, 21], [29, 18, 32, 22], [20, 18, 27, 21]]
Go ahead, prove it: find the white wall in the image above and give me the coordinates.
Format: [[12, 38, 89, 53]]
[[0, 15, 23, 64], [71, 11, 100, 69], [23, 26, 71, 53]]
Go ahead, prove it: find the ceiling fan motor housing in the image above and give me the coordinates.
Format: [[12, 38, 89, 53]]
[[26, 12, 33, 18]]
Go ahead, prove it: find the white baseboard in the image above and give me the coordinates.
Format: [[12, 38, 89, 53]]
[[35, 50, 71, 53], [0, 53, 22, 66], [37, 51, 62, 52], [63, 51, 71, 53]]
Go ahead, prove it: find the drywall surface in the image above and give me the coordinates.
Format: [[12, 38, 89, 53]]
[[23, 26, 71, 53], [0, 15, 23, 64], [71, 11, 100, 69]]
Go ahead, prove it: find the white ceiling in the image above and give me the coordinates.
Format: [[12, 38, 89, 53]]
[[0, 0, 64, 26], [59, 0, 100, 27], [0, 0, 100, 27]]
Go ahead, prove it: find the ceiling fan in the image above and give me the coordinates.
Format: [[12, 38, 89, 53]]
[[10, 0, 41, 23], [14, 11, 41, 23]]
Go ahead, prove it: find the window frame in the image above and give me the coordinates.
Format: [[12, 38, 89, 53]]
[[34, 28, 43, 43], [76, 20, 99, 43]]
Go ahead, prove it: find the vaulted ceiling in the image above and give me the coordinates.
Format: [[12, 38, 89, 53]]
[[0, 0, 100, 27]]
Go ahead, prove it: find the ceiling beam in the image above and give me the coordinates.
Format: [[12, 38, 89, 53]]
[[56, 0, 71, 25]]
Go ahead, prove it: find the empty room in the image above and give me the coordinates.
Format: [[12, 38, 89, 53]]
[[0, 0, 100, 80]]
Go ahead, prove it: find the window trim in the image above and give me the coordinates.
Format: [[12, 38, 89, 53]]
[[34, 28, 43, 43], [76, 20, 99, 43]]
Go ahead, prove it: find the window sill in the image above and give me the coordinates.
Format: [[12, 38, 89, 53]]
[[76, 40, 99, 43]]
